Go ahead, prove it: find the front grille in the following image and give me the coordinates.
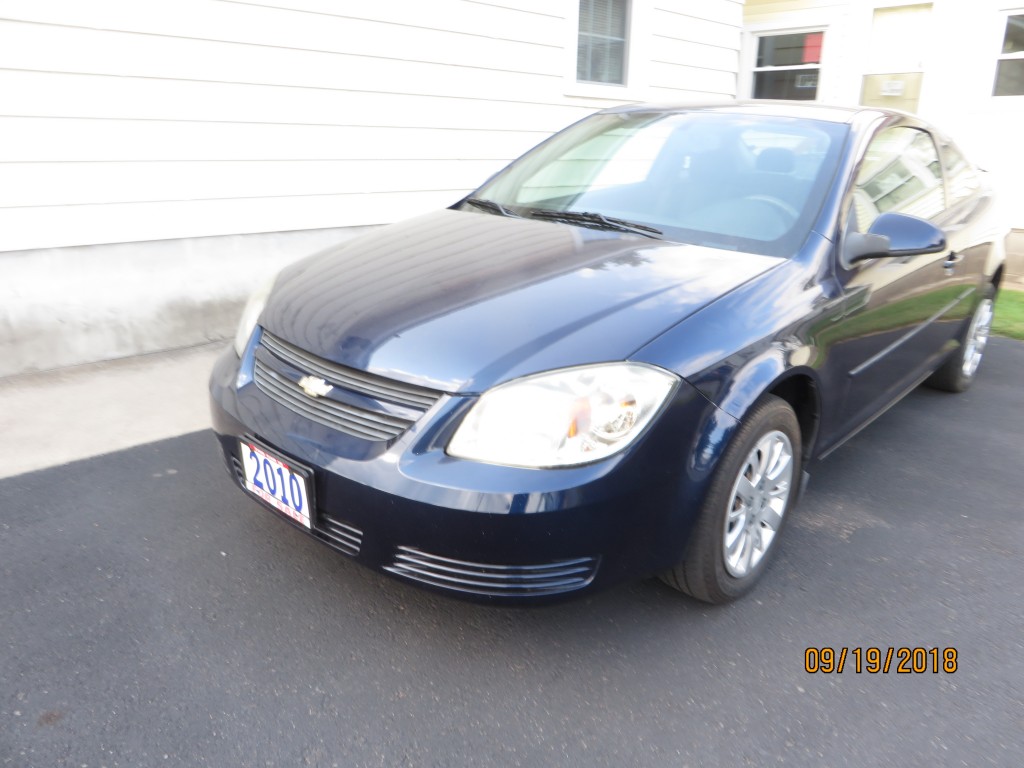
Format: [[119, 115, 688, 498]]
[[254, 330, 443, 441], [260, 331, 441, 409], [384, 547, 598, 597], [315, 515, 362, 557], [254, 359, 412, 440]]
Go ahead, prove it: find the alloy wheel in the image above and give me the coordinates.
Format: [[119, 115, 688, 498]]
[[722, 430, 794, 578], [961, 298, 994, 379]]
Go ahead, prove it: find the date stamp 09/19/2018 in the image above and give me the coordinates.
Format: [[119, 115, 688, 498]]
[[804, 647, 958, 674]]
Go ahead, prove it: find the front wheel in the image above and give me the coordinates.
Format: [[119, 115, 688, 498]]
[[661, 395, 802, 604], [925, 284, 996, 393]]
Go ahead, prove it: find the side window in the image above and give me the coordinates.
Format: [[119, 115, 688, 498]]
[[939, 141, 981, 206], [852, 127, 945, 231]]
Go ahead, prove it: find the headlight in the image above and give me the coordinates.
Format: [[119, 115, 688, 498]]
[[447, 363, 677, 468], [233, 274, 279, 356]]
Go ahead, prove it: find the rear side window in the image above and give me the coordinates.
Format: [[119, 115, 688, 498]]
[[853, 127, 945, 230], [939, 141, 980, 206]]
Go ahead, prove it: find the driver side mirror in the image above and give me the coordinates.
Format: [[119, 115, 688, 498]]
[[844, 212, 947, 265]]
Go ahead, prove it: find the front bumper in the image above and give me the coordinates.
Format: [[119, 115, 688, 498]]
[[209, 345, 735, 604]]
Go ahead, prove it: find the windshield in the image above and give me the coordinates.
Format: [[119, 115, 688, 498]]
[[466, 111, 848, 257]]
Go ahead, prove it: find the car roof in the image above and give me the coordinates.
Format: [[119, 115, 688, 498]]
[[599, 100, 891, 125]]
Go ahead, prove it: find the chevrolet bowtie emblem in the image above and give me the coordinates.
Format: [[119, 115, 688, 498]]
[[297, 375, 333, 398]]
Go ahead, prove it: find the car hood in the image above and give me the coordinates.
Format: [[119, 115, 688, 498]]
[[261, 209, 782, 392]]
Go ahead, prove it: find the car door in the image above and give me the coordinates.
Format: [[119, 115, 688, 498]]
[[823, 124, 973, 442], [930, 136, 990, 327]]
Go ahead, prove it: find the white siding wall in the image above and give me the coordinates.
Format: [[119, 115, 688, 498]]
[[915, 0, 1024, 231], [0, 0, 741, 375], [0, 0, 741, 253], [647, 3, 742, 97]]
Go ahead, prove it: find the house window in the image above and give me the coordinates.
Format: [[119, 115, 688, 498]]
[[994, 14, 1024, 95], [752, 32, 823, 100], [577, 0, 629, 85]]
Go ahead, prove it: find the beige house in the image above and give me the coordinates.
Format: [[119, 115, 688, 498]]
[[741, 0, 1024, 233]]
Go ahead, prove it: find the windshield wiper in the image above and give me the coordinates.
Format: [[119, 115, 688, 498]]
[[463, 197, 522, 218], [528, 209, 662, 239]]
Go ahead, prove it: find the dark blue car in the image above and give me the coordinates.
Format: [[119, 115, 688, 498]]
[[210, 102, 1006, 604]]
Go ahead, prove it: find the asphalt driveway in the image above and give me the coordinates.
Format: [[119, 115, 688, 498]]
[[2, 338, 1022, 767]]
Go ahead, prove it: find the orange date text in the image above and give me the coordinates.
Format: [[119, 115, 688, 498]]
[[804, 647, 957, 674]]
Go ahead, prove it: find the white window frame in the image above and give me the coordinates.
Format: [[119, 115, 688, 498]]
[[743, 27, 827, 101], [563, 0, 652, 100], [576, 0, 630, 86], [994, 9, 1024, 97]]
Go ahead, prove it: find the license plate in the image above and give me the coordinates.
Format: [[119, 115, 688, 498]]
[[239, 440, 313, 528]]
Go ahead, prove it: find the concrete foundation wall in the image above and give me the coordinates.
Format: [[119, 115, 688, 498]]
[[0, 226, 375, 377]]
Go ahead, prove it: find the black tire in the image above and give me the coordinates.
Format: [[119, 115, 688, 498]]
[[660, 395, 802, 604], [925, 283, 996, 393]]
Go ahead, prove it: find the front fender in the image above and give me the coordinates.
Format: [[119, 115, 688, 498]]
[[713, 350, 788, 421], [632, 234, 832, 418], [689, 346, 822, 427]]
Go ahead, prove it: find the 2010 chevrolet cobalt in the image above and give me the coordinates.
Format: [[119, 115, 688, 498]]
[[210, 102, 1005, 604]]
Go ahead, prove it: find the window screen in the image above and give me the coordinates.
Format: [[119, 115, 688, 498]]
[[577, 0, 629, 84]]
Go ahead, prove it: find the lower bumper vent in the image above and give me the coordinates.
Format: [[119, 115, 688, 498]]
[[316, 515, 363, 557], [384, 547, 597, 597]]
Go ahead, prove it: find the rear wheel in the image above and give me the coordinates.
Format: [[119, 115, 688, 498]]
[[661, 395, 801, 604], [925, 284, 995, 393]]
